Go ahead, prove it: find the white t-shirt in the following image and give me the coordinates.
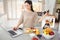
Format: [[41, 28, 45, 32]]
[[19, 10, 38, 28]]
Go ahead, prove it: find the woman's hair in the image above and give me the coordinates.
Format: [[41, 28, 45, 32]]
[[44, 11, 46, 14], [47, 10, 49, 13], [24, 0, 34, 12]]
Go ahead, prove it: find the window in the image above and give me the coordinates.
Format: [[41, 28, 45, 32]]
[[32, 0, 43, 12], [0, 0, 4, 15], [5, 0, 44, 19], [6, 0, 24, 19]]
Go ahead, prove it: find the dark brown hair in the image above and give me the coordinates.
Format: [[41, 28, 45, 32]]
[[24, 0, 34, 12]]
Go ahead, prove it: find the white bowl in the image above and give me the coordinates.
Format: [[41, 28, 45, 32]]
[[42, 33, 55, 39]]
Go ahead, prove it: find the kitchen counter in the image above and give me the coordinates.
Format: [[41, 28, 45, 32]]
[[0, 23, 60, 40]]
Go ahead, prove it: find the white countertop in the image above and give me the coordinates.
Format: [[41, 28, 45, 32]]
[[0, 25, 59, 40], [0, 26, 32, 40]]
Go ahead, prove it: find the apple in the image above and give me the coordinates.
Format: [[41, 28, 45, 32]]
[[49, 31, 54, 35], [32, 37, 38, 40]]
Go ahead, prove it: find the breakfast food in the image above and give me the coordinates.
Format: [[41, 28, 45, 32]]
[[49, 31, 54, 35], [43, 27, 54, 35], [25, 28, 31, 33], [43, 20, 50, 29], [34, 29, 40, 35], [25, 27, 40, 35]]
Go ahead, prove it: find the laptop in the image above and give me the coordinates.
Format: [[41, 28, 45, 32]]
[[1, 24, 24, 38]]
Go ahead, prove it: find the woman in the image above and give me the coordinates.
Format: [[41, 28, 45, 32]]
[[13, 0, 48, 30]]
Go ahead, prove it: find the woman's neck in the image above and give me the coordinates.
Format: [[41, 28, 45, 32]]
[[25, 9, 32, 12]]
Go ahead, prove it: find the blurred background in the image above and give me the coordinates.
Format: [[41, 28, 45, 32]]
[[0, 0, 60, 29], [0, 0, 60, 40], [0, 0, 60, 31]]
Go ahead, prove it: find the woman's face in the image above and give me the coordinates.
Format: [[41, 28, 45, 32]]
[[24, 3, 31, 10]]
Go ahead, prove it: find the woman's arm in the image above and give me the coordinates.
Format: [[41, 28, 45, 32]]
[[16, 16, 23, 28], [38, 13, 48, 22], [13, 12, 23, 30], [47, 14, 56, 18], [38, 13, 55, 23]]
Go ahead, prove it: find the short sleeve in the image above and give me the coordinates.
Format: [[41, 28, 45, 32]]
[[18, 11, 24, 24], [34, 12, 39, 26]]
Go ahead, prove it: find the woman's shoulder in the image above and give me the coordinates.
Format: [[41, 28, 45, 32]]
[[33, 12, 38, 15]]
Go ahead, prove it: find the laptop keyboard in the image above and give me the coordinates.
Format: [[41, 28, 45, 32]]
[[8, 30, 17, 35]]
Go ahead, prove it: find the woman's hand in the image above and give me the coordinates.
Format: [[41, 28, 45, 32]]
[[38, 13, 48, 22], [13, 26, 19, 31], [45, 13, 49, 16]]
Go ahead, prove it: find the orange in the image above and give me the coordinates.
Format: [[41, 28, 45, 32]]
[[46, 28, 52, 32]]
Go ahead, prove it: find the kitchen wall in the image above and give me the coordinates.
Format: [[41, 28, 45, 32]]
[[56, 4, 60, 8], [44, 0, 56, 14]]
